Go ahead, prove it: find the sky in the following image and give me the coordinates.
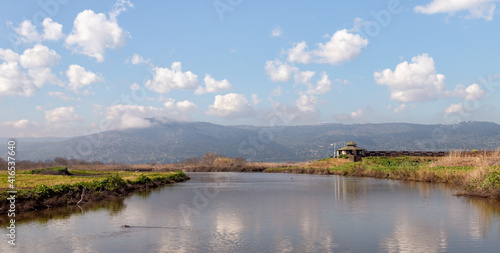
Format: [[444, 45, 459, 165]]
[[1, 0, 500, 138]]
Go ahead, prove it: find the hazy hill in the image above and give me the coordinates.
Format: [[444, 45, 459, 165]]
[[4, 121, 500, 164]]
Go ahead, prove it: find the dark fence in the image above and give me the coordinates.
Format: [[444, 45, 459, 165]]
[[365, 151, 498, 157], [365, 151, 447, 157]]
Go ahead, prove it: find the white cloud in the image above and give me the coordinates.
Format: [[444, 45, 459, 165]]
[[374, 53, 446, 102], [0, 48, 20, 62], [145, 62, 199, 93], [45, 106, 84, 123], [296, 94, 317, 113], [164, 98, 198, 112], [207, 93, 254, 118], [66, 64, 103, 93], [110, 0, 134, 20], [0, 61, 37, 97], [313, 29, 369, 65], [271, 26, 283, 37], [65, 2, 131, 62], [105, 101, 195, 129], [452, 83, 486, 101], [251, 94, 261, 105], [130, 53, 149, 65], [270, 86, 282, 97], [11, 18, 64, 43], [42, 18, 64, 41], [415, 0, 498, 20], [265, 59, 297, 82], [19, 44, 60, 69], [12, 20, 41, 44], [19, 44, 61, 88], [287, 29, 368, 65], [195, 74, 232, 95], [288, 41, 312, 64], [333, 109, 367, 123], [306, 72, 332, 94], [0, 45, 61, 96], [444, 103, 464, 114]]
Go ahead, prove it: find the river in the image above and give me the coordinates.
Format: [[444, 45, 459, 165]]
[[2, 172, 500, 252]]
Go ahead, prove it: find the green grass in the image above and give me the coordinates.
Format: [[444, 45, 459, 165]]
[[1, 169, 187, 190], [0, 170, 189, 201]]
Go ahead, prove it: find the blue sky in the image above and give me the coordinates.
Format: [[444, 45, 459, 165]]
[[1, 0, 500, 137]]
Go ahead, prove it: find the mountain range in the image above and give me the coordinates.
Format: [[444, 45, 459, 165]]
[[3, 120, 500, 164]]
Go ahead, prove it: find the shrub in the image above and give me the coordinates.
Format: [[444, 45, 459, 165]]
[[135, 175, 152, 184], [338, 154, 349, 159]]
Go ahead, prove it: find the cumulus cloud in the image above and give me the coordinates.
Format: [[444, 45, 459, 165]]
[[0, 61, 36, 97], [451, 83, 486, 101], [66, 64, 103, 93], [195, 74, 232, 94], [271, 26, 283, 37], [20, 45, 60, 69], [287, 29, 368, 65], [313, 29, 369, 65], [11, 18, 64, 44], [42, 18, 65, 41], [0, 45, 61, 96], [265, 59, 297, 82], [374, 53, 446, 102], [45, 106, 84, 123], [130, 53, 149, 65], [105, 100, 196, 129], [20, 44, 61, 87], [0, 48, 20, 62], [207, 93, 254, 118], [296, 94, 317, 113], [414, 0, 498, 20], [145, 62, 199, 93], [306, 72, 332, 94], [288, 41, 312, 64], [65, 1, 132, 62], [444, 103, 464, 114]]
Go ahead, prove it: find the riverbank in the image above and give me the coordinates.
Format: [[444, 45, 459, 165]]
[[0, 169, 189, 213], [264, 154, 500, 199]]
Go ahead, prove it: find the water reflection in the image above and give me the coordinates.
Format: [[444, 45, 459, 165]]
[[0, 191, 133, 226], [1, 173, 499, 252]]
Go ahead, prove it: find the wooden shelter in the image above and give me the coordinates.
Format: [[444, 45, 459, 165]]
[[336, 141, 366, 157]]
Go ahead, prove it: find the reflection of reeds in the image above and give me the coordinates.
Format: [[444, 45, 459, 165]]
[[265, 153, 500, 199]]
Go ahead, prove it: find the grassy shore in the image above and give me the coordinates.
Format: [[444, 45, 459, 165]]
[[264, 152, 500, 199], [0, 168, 189, 213]]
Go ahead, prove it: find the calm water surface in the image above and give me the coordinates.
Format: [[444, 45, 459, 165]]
[[1, 172, 500, 252]]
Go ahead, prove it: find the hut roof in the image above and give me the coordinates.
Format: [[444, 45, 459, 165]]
[[337, 141, 366, 151], [346, 141, 357, 146], [337, 146, 366, 151]]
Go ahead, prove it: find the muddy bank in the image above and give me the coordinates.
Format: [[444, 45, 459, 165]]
[[0, 171, 189, 214]]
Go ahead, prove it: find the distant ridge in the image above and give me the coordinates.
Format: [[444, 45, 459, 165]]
[[4, 120, 500, 164]]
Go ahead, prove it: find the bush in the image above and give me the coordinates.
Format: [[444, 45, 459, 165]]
[[338, 154, 349, 159], [135, 175, 152, 184]]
